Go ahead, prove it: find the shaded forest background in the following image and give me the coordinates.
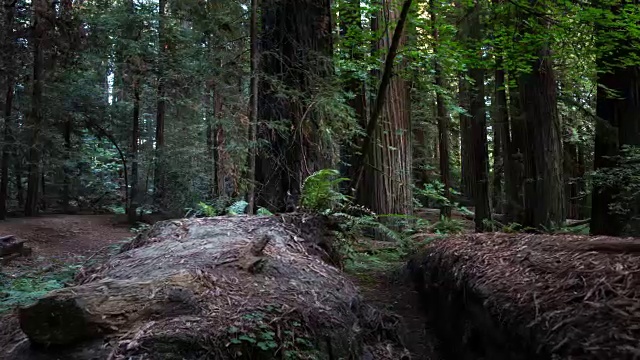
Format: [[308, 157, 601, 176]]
[[1, 0, 639, 237]]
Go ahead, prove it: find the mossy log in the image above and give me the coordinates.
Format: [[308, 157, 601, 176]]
[[14, 215, 401, 360]]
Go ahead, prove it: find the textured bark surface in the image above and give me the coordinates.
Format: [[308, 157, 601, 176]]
[[256, 0, 334, 212], [468, 5, 491, 231], [357, 0, 413, 217], [13, 215, 404, 360], [517, 1, 565, 229]]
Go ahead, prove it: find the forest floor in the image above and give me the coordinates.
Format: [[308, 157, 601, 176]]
[[0, 214, 442, 359], [346, 249, 440, 360]]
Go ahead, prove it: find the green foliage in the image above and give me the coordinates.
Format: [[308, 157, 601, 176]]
[[593, 146, 640, 220], [257, 207, 273, 216], [432, 217, 465, 235], [227, 200, 249, 215], [224, 308, 318, 359], [415, 181, 473, 216], [196, 202, 219, 217], [0, 265, 80, 313], [300, 169, 350, 212]]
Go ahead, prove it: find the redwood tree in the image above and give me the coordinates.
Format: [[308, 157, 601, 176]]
[[355, 0, 413, 217], [256, 0, 334, 211]]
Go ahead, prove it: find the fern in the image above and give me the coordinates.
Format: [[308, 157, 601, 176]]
[[300, 169, 349, 212], [227, 200, 249, 215]]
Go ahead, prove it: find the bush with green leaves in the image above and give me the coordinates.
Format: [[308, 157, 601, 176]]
[[593, 145, 640, 228]]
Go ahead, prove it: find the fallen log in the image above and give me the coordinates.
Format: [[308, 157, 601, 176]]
[[14, 215, 405, 360], [409, 233, 640, 360]]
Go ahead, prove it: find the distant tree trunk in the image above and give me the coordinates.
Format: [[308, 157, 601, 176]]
[[62, 119, 71, 213], [246, 0, 259, 214], [0, 0, 16, 220], [430, 0, 451, 218], [517, 1, 565, 230], [468, 3, 491, 231], [154, 0, 167, 207], [128, 77, 140, 224], [354, 0, 413, 219], [494, 58, 510, 217], [256, 0, 334, 212], [339, 0, 367, 183], [25, 0, 48, 217], [213, 89, 225, 198], [591, 1, 640, 235], [0, 82, 13, 220], [459, 75, 474, 202]]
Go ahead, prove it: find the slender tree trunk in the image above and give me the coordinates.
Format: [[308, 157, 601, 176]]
[[508, 85, 526, 223], [459, 75, 474, 202], [257, 0, 334, 211], [430, 0, 451, 218], [468, 2, 491, 231], [495, 58, 515, 220], [517, 1, 565, 230], [154, 0, 167, 207], [339, 0, 367, 184], [0, 0, 16, 220], [62, 118, 71, 213], [128, 77, 140, 224], [25, 0, 48, 217], [246, 0, 259, 214]]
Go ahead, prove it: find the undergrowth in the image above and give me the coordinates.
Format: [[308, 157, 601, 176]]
[[0, 264, 79, 313]]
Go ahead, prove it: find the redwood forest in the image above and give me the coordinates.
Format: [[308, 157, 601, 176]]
[[0, 0, 639, 359]]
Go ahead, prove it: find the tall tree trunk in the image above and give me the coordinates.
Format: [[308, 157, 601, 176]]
[[495, 57, 515, 221], [246, 0, 259, 214], [517, 1, 565, 229], [468, 2, 491, 231], [430, 0, 451, 218], [256, 0, 334, 212], [354, 0, 413, 219], [154, 0, 167, 207], [128, 77, 140, 224], [62, 119, 71, 213], [25, 0, 48, 217], [591, 1, 640, 235], [508, 85, 526, 223], [339, 0, 367, 184], [459, 75, 474, 202], [0, 0, 16, 220]]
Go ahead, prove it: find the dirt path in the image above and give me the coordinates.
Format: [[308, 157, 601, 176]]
[[349, 263, 440, 360], [0, 214, 133, 264]]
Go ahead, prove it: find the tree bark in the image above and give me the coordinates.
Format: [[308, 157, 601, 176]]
[[494, 58, 511, 218], [0, 0, 16, 220], [353, 0, 413, 218], [25, 0, 48, 217], [128, 77, 140, 224], [339, 0, 368, 185], [154, 0, 167, 207], [430, 0, 451, 218], [468, 3, 491, 231], [256, 0, 334, 212], [517, 1, 565, 230], [247, 0, 259, 214]]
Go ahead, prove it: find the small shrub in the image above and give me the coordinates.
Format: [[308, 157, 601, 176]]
[[300, 169, 349, 212]]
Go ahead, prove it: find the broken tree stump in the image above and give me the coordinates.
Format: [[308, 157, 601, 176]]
[[15, 215, 404, 360]]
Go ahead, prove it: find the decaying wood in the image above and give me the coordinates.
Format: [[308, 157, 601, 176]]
[[14, 215, 402, 360], [0, 235, 25, 257]]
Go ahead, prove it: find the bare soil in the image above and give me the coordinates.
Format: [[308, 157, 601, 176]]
[[0, 214, 133, 265], [348, 262, 440, 360]]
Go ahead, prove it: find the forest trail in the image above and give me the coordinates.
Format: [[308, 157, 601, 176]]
[[0, 215, 132, 263], [348, 259, 440, 360]]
